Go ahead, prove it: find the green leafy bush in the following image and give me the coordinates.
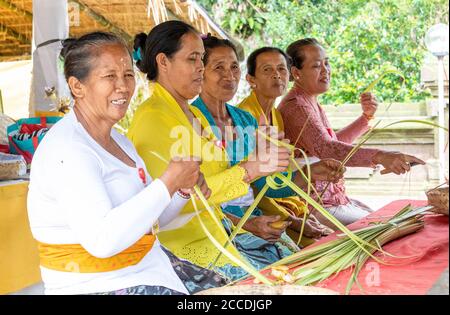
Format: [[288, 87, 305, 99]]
[[197, 0, 448, 105]]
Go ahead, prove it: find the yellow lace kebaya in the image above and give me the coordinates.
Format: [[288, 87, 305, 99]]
[[127, 83, 249, 268]]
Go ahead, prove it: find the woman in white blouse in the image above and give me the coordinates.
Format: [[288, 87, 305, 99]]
[[27, 32, 225, 295]]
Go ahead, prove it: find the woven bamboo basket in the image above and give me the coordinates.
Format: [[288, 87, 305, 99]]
[[195, 284, 339, 295], [0, 114, 15, 144], [426, 185, 449, 215], [0, 152, 27, 180]]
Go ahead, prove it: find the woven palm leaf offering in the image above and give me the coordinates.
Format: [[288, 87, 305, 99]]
[[254, 205, 432, 294], [426, 184, 449, 216], [196, 205, 430, 295]]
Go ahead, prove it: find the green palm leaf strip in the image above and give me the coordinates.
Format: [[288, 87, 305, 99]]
[[264, 205, 429, 294], [363, 68, 405, 94], [209, 184, 269, 267], [191, 195, 274, 285]]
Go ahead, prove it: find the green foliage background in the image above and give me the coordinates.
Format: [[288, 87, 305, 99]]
[[197, 0, 448, 105]]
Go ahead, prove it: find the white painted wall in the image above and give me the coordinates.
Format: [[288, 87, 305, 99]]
[[0, 60, 32, 119]]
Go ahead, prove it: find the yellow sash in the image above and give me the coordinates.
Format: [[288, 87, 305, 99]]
[[238, 91, 284, 131], [37, 234, 156, 273]]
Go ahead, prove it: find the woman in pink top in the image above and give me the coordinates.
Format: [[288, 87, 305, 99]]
[[279, 38, 425, 225]]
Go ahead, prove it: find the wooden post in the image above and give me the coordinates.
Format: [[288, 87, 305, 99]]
[[0, 89, 4, 114]]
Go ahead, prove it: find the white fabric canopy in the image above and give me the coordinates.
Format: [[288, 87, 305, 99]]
[[29, 0, 71, 116]]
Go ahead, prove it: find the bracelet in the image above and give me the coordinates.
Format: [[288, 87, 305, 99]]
[[177, 189, 191, 199], [239, 165, 251, 183], [363, 113, 375, 121]]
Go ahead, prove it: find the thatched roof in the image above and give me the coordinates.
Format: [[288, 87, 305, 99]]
[[0, 0, 244, 62]]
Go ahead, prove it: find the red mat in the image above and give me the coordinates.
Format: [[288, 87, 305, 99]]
[[239, 199, 449, 295]]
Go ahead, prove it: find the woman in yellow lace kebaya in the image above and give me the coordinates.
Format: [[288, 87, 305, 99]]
[[128, 21, 291, 280], [239, 47, 341, 240]]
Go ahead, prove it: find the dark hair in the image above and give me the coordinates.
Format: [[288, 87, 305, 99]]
[[246, 47, 291, 76], [60, 31, 131, 82], [286, 38, 322, 69], [201, 33, 238, 66], [133, 20, 198, 80]]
